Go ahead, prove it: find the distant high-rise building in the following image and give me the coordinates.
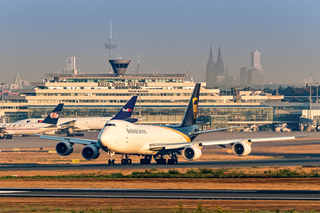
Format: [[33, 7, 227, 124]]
[[240, 67, 250, 86], [248, 69, 263, 85], [251, 50, 262, 71], [240, 51, 263, 86], [66, 56, 77, 75]]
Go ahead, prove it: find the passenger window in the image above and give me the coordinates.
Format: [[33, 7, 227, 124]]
[[106, 123, 116, 126]]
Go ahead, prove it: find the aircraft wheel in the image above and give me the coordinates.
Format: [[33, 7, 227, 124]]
[[174, 159, 178, 164], [140, 159, 145, 164], [127, 159, 132, 164], [112, 159, 115, 165], [121, 159, 128, 165]]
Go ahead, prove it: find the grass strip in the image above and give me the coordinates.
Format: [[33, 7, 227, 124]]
[[2, 168, 320, 179]]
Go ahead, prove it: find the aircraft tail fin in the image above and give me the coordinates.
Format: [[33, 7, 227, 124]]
[[111, 96, 137, 120], [180, 83, 200, 127], [41, 103, 64, 125]]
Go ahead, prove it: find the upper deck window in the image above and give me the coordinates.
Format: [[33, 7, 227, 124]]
[[106, 123, 116, 127]]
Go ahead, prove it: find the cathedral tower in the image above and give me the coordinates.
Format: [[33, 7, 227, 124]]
[[215, 46, 224, 76], [205, 46, 215, 87]]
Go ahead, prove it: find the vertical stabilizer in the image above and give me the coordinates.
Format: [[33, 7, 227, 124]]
[[111, 96, 137, 120], [180, 83, 201, 126], [41, 104, 64, 125]]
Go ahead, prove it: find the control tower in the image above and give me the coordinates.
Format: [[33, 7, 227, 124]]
[[109, 59, 131, 76], [104, 21, 117, 72]]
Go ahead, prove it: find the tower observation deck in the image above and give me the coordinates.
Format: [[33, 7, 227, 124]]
[[109, 59, 131, 75]]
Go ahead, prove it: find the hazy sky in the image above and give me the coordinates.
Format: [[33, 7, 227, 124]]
[[0, 0, 319, 84]]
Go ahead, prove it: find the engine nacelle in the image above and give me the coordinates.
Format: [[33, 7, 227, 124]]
[[182, 146, 202, 161], [56, 141, 73, 156], [82, 145, 100, 160], [232, 141, 251, 156]]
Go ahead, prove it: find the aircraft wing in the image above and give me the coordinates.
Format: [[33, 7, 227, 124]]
[[59, 120, 77, 128], [149, 135, 307, 151], [194, 126, 242, 135], [35, 134, 98, 146]]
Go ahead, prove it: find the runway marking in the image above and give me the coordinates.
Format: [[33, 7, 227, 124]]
[[0, 191, 28, 194]]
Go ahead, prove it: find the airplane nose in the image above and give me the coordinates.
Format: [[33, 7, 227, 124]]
[[98, 127, 114, 149]]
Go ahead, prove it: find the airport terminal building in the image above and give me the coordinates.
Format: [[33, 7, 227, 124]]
[[1, 60, 283, 130]]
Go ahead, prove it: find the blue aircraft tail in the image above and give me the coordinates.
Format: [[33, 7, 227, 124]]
[[111, 96, 137, 120], [180, 83, 200, 127], [41, 103, 64, 125]]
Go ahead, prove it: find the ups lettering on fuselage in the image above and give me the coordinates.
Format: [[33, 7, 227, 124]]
[[126, 128, 147, 134]]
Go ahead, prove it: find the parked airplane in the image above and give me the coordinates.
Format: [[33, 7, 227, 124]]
[[0, 103, 64, 139], [37, 83, 304, 165], [17, 96, 138, 136]]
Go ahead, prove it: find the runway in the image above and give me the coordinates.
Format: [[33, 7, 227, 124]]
[[1, 131, 320, 171], [0, 188, 320, 200], [1, 158, 320, 171]]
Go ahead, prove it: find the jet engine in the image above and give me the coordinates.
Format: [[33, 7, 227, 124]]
[[82, 145, 100, 160], [56, 141, 73, 156], [232, 141, 251, 156], [182, 146, 202, 161]]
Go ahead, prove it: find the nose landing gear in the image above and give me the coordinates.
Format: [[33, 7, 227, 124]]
[[108, 151, 115, 165]]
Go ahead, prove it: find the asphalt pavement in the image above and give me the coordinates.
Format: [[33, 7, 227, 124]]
[[0, 188, 319, 200], [1, 158, 320, 171]]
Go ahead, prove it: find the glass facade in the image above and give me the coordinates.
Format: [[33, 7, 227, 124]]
[[20, 105, 273, 129]]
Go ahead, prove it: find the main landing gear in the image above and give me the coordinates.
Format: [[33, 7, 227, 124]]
[[168, 153, 178, 165], [0, 135, 13, 139], [121, 154, 132, 165], [140, 155, 151, 164], [108, 151, 115, 165], [156, 156, 166, 165], [154, 153, 178, 165]]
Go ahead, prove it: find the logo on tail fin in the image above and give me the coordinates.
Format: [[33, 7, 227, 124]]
[[192, 97, 198, 119], [122, 108, 132, 112], [49, 112, 59, 119]]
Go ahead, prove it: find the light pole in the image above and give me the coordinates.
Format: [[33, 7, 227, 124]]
[[1, 84, 3, 111], [309, 83, 312, 119], [317, 82, 319, 103]]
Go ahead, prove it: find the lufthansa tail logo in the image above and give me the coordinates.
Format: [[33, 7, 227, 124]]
[[192, 97, 198, 119], [49, 112, 59, 119]]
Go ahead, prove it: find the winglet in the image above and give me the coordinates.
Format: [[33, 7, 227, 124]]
[[180, 83, 201, 126], [111, 96, 137, 120], [41, 103, 64, 125]]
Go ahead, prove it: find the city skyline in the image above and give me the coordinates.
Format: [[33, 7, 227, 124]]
[[0, 0, 319, 84]]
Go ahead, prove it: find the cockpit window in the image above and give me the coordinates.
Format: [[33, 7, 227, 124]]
[[106, 123, 116, 126]]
